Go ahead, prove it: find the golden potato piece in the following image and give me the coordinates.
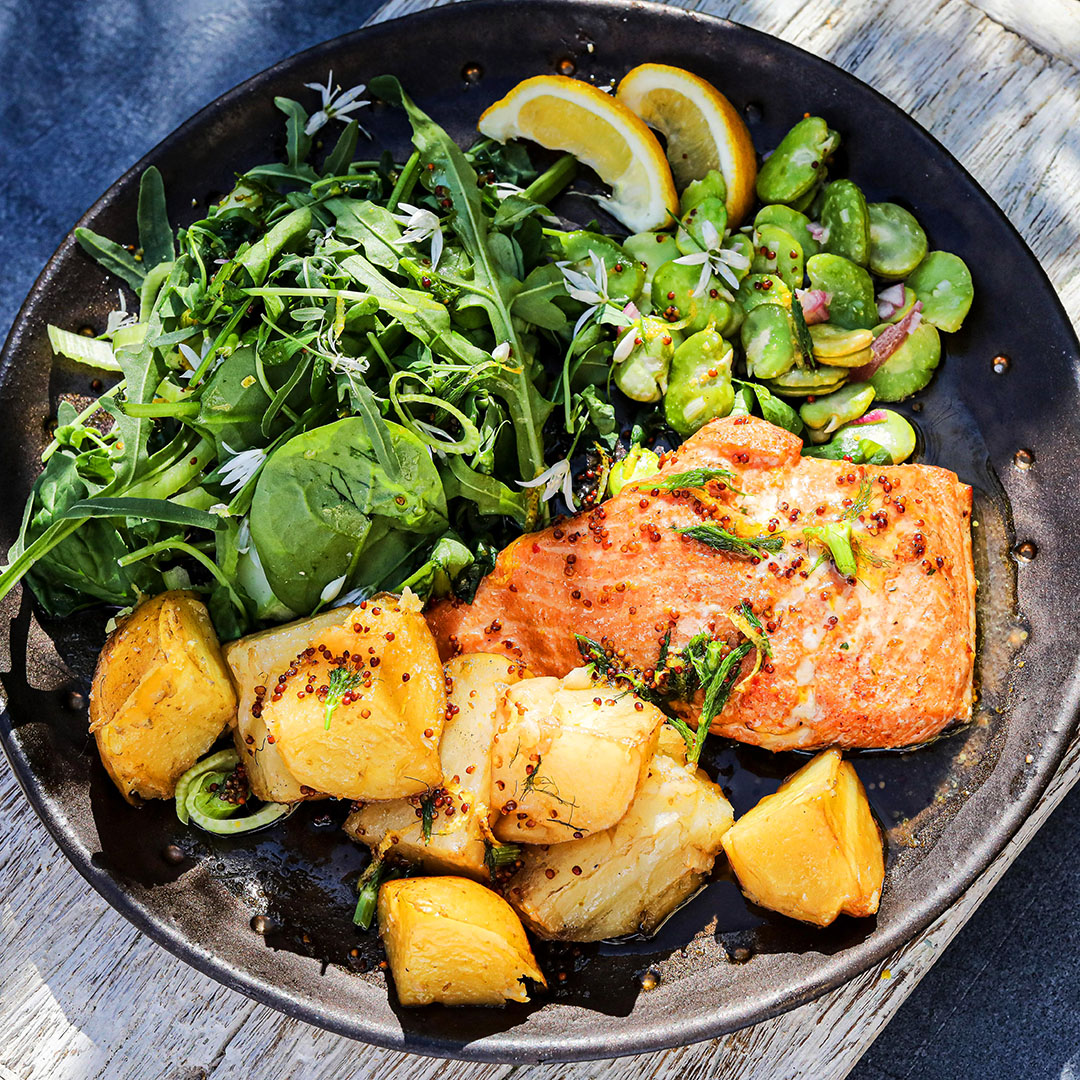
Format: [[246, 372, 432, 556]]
[[224, 608, 345, 803], [506, 753, 733, 941], [345, 653, 528, 879], [721, 749, 884, 927], [490, 666, 665, 845], [259, 593, 444, 801], [89, 591, 237, 803], [378, 876, 546, 1006]]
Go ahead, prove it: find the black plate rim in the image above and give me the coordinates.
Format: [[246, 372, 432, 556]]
[[1, 0, 1078, 1062]]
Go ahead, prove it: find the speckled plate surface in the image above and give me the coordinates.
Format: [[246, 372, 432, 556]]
[[2, 0, 1079, 1062]]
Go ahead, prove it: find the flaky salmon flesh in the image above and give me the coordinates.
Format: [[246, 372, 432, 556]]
[[427, 415, 975, 751]]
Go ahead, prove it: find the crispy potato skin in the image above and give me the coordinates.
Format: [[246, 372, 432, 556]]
[[258, 595, 444, 800], [345, 653, 529, 879], [89, 591, 237, 803], [490, 666, 666, 845], [506, 753, 734, 941], [224, 608, 345, 803], [378, 876, 546, 1006], [720, 748, 884, 926]]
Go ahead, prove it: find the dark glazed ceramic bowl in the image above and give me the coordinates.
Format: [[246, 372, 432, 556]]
[[2, 0, 1078, 1063]]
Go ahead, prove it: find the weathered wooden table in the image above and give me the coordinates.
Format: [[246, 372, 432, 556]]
[[2, 1, 1078, 1077]]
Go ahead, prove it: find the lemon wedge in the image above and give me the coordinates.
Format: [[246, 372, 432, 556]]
[[477, 75, 678, 232], [616, 63, 758, 225]]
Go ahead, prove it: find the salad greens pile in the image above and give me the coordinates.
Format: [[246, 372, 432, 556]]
[[0, 72, 973, 640]]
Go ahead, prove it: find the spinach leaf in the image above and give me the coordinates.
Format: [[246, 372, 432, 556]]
[[249, 417, 447, 612]]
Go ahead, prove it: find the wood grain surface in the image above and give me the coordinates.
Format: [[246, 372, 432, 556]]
[[2, 1, 1078, 1077]]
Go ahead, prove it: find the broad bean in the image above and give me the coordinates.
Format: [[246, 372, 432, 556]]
[[756, 117, 839, 205], [665, 328, 735, 436], [867, 203, 927, 279], [806, 253, 877, 329], [821, 180, 870, 266], [904, 252, 973, 332]]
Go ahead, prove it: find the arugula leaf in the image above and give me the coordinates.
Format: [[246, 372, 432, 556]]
[[136, 166, 175, 269], [273, 96, 313, 169], [74, 227, 145, 290], [371, 75, 547, 488], [59, 498, 225, 531]]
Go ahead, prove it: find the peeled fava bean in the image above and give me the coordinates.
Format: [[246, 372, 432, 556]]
[[755, 116, 840, 205], [803, 408, 917, 464], [623, 231, 680, 288], [741, 303, 798, 380], [904, 251, 974, 332], [721, 749, 884, 927], [676, 196, 728, 257], [806, 253, 877, 330], [799, 382, 877, 440], [766, 363, 848, 397], [723, 232, 756, 286], [555, 230, 644, 303], [378, 876, 546, 1006], [680, 169, 727, 214], [868, 202, 928, 279], [652, 260, 736, 335], [737, 272, 792, 313], [613, 317, 682, 402], [607, 445, 661, 497], [807, 323, 875, 367], [866, 320, 942, 401], [821, 180, 870, 266], [754, 203, 822, 257], [665, 328, 735, 436], [752, 224, 804, 291]]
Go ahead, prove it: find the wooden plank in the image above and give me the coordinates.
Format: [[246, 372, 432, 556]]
[[2, 1, 1078, 1078]]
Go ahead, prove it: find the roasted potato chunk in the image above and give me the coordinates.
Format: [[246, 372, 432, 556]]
[[257, 593, 444, 801], [378, 876, 546, 1006], [345, 653, 529, 879], [721, 749, 884, 926], [224, 608, 345, 803], [490, 666, 665, 845], [506, 753, 733, 941], [89, 591, 237, 803]]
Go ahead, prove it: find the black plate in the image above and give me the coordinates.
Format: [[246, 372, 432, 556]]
[[2, 0, 1078, 1063]]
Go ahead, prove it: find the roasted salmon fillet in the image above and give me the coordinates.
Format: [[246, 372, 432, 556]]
[[427, 416, 975, 751]]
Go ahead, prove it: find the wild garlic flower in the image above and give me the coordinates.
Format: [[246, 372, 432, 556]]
[[673, 219, 749, 295], [491, 341, 512, 364], [105, 289, 138, 336], [304, 70, 370, 135], [517, 456, 577, 511], [220, 444, 267, 493], [178, 336, 215, 381], [611, 301, 642, 364], [392, 201, 444, 270], [320, 573, 348, 604], [557, 251, 633, 339]]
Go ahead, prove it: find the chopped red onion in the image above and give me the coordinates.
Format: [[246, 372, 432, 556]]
[[796, 288, 831, 324], [876, 283, 906, 319], [850, 302, 923, 381]]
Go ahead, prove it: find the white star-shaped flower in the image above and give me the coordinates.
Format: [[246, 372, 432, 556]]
[[673, 220, 749, 295], [220, 444, 267, 493], [391, 201, 444, 270], [557, 251, 633, 339], [517, 456, 577, 511], [105, 289, 138, 336], [178, 337, 215, 381], [304, 70, 370, 135]]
